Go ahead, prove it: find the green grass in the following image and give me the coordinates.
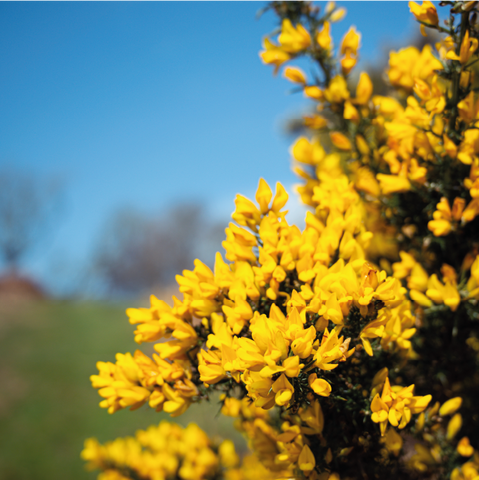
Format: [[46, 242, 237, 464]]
[[0, 300, 244, 480]]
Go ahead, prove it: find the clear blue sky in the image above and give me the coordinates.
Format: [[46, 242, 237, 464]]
[[0, 1, 423, 294]]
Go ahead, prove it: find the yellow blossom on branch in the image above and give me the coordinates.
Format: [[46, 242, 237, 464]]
[[371, 377, 432, 435], [86, 3, 479, 479], [409, 1, 439, 36]]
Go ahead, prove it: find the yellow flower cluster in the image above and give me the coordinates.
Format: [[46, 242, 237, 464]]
[[221, 395, 337, 479], [266, 0, 479, 478], [89, 172, 425, 479], [91, 349, 198, 416], [271, 3, 479, 243], [82, 422, 236, 480], [370, 370, 431, 436], [86, 2, 479, 479], [388, 44, 442, 91], [260, 19, 311, 74], [225, 453, 280, 480], [393, 249, 479, 311], [91, 177, 418, 417], [285, 42, 447, 198], [406, 395, 479, 476], [257, 0, 479, 476]]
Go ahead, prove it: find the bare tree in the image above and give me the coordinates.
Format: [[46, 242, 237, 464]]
[[0, 167, 62, 273], [92, 203, 225, 297]]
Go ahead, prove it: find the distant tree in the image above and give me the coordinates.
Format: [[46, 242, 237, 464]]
[[0, 167, 62, 273], [92, 203, 225, 297]]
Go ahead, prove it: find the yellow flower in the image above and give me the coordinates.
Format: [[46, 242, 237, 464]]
[[409, 1, 439, 34], [304, 86, 324, 100], [388, 45, 443, 91], [291, 137, 326, 165], [355, 134, 370, 155], [410, 289, 432, 307], [278, 19, 311, 53], [376, 174, 411, 195], [232, 194, 261, 230], [259, 37, 291, 73], [340, 27, 361, 75], [330, 5, 346, 23], [316, 21, 332, 50], [354, 72, 373, 105], [272, 373, 294, 406], [425, 272, 461, 311], [465, 164, 479, 197], [393, 251, 417, 279], [298, 444, 316, 473], [467, 255, 479, 296], [462, 198, 479, 223], [436, 35, 455, 60], [127, 295, 171, 344], [223, 223, 258, 263], [373, 96, 403, 118], [219, 440, 239, 468], [155, 320, 198, 359], [330, 131, 352, 150], [410, 443, 437, 472], [198, 349, 226, 385], [308, 373, 332, 397], [458, 129, 479, 165], [447, 413, 463, 439], [303, 114, 328, 129], [91, 353, 152, 414], [283, 355, 302, 377], [439, 396, 463, 416], [427, 219, 451, 237], [443, 134, 458, 158], [256, 178, 273, 214], [408, 263, 429, 292], [291, 325, 316, 358], [446, 29, 479, 64], [382, 428, 403, 457], [427, 197, 465, 237], [457, 437, 475, 457], [370, 377, 431, 435], [353, 166, 380, 197], [323, 75, 350, 103], [82, 422, 225, 480], [299, 400, 324, 434], [371, 367, 389, 398], [343, 100, 359, 122], [314, 327, 352, 369], [414, 76, 445, 114], [283, 66, 307, 84], [341, 27, 361, 56]]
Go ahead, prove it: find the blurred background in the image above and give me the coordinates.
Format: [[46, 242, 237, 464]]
[[0, 2, 431, 479]]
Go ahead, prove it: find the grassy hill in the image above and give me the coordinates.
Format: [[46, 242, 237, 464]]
[[0, 300, 243, 480]]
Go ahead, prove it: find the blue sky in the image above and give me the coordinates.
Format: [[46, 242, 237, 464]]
[[0, 1, 423, 294]]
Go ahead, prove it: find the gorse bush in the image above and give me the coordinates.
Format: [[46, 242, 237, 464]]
[[82, 1, 479, 479]]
